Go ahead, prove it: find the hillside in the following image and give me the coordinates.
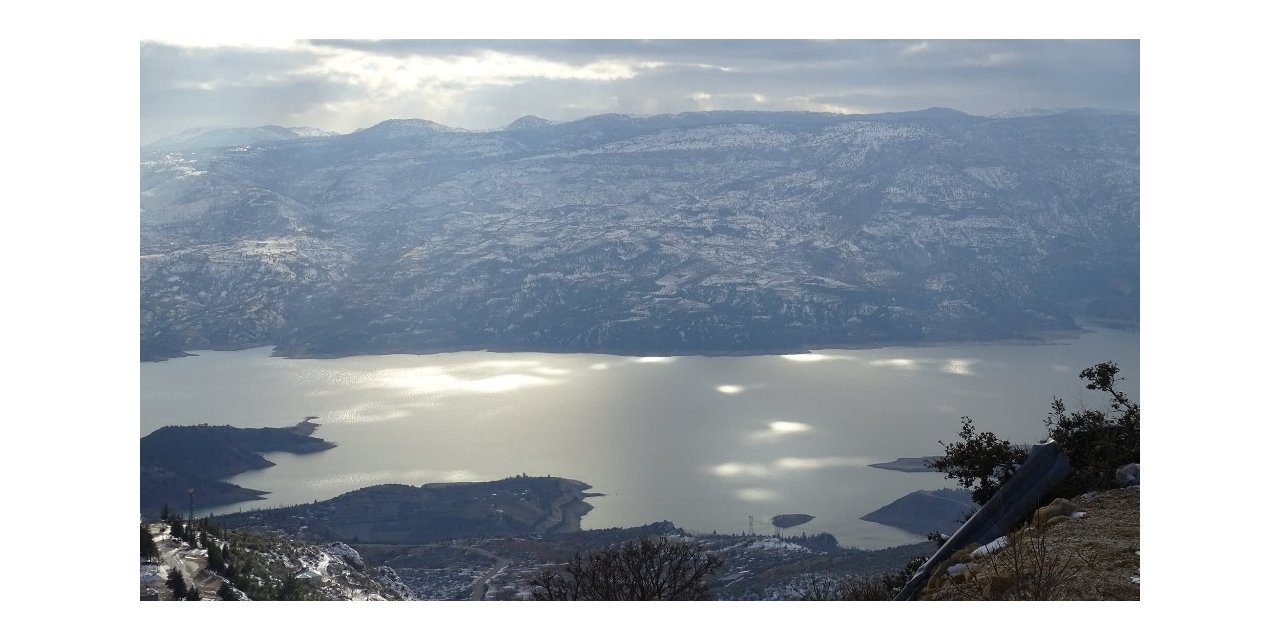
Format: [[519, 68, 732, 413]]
[[213, 476, 596, 544], [141, 520, 409, 601], [921, 487, 1140, 600], [140, 108, 1138, 360], [140, 420, 335, 515], [860, 488, 976, 535]]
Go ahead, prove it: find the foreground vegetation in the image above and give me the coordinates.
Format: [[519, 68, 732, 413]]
[[905, 361, 1141, 600]]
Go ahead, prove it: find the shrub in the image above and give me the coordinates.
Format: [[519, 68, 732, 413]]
[[141, 525, 160, 562], [530, 537, 724, 600], [792, 555, 926, 600], [924, 524, 1083, 601], [929, 417, 1027, 505], [930, 361, 1139, 504]]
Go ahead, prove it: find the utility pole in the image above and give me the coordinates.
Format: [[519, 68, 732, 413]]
[[748, 515, 755, 537], [187, 489, 195, 535]]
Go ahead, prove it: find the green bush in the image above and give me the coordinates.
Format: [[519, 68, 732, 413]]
[[930, 361, 1139, 505]]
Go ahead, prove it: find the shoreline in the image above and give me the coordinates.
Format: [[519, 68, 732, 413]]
[[141, 324, 1136, 364]]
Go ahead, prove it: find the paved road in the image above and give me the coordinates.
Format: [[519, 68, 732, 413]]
[[458, 545, 511, 601], [470, 558, 512, 600]]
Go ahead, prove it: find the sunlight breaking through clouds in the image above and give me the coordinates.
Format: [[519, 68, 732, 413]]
[[633, 356, 675, 364], [716, 384, 745, 394]]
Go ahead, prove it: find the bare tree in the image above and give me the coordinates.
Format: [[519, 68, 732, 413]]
[[531, 537, 724, 600]]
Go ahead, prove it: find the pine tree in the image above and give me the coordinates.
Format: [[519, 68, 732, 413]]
[[206, 540, 225, 572], [141, 525, 159, 561], [167, 568, 187, 600], [217, 581, 238, 601]]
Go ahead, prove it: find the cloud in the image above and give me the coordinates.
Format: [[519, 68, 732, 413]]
[[141, 39, 1139, 143]]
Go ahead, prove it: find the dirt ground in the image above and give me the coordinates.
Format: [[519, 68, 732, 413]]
[[922, 487, 1140, 600]]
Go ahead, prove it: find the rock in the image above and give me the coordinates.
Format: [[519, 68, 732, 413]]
[[1115, 463, 1140, 487]]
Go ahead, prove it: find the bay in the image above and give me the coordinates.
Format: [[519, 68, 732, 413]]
[[140, 325, 1138, 549]]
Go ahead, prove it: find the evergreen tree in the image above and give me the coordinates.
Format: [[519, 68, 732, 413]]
[[166, 568, 187, 600], [217, 581, 238, 601], [141, 525, 159, 561], [206, 540, 225, 572]]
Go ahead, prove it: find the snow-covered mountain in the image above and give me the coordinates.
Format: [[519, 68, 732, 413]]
[[145, 125, 338, 151], [140, 109, 1138, 360]]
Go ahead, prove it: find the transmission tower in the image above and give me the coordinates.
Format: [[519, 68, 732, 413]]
[[748, 515, 755, 536]]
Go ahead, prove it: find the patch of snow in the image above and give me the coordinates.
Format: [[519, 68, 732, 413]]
[[971, 536, 1009, 558], [140, 565, 167, 584], [745, 537, 813, 553], [947, 563, 968, 576], [1070, 511, 1086, 519]]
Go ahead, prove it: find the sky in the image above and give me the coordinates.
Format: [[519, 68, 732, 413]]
[[140, 39, 1138, 144]]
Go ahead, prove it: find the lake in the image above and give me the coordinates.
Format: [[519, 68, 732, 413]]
[[140, 326, 1138, 549]]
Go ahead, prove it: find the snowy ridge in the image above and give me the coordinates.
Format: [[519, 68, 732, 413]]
[[139, 109, 1139, 360]]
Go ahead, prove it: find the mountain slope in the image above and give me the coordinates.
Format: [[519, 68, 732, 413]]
[[140, 109, 1138, 360]]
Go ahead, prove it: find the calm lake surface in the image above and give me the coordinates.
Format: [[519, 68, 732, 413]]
[[140, 326, 1138, 549]]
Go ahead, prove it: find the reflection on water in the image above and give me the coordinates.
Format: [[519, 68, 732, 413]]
[[710, 462, 772, 478], [773, 456, 872, 470], [708, 455, 872, 479], [141, 326, 1138, 549], [633, 356, 675, 364], [749, 421, 813, 442], [779, 353, 846, 362], [736, 488, 780, 502]]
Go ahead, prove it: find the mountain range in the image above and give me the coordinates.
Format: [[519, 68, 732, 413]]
[[140, 108, 1138, 360]]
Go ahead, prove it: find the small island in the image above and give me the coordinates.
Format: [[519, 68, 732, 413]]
[[140, 418, 336, 517], [770, 514, 815, 529], [868, 456, 942, 473], [860, 489, 976, 536]]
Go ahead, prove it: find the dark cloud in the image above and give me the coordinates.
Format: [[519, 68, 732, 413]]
[[141, 42, 321, 90], [141, 39, 1138, 143]]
